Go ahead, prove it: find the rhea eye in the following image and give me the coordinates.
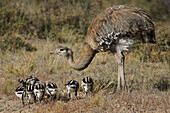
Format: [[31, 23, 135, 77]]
[[60, 49, 64, 51]]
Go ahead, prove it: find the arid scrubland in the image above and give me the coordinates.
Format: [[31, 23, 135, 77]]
[[0, 0, 169, 112]]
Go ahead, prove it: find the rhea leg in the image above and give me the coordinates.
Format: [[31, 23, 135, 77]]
[[27, 94, 31, 108], [75, 90, 78, 99], [115, 52, 126, 90], [68, 91, 71, 99], [21, 94, 25, 106]]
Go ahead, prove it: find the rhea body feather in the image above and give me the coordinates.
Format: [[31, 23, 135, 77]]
[[50, 5, 156, 90]]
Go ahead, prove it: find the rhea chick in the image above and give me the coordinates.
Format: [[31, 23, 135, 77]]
[[15, 79, 27, 106], [44, 81, 58, 101], [26, 84, 36, 107], [66, 80, 79, 100], [25, 76, 40, 85], [15, 86, 26, 106], [34, 82, 45, 104], [81, 77, 93, 96]]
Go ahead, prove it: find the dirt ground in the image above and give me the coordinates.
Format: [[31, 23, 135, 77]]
[[0, 90, 169, 113]]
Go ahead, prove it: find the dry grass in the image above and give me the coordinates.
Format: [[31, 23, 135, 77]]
[[1, 90, 169, 113], [0, 38, 169, 112], [0, 0, 170, 113], [0, 1, 169, 112]]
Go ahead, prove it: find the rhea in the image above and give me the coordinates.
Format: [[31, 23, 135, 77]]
[[25, 76, 40, 85], [44, 81, 58, 101], [66, 80, 79, 99], [15, 79, 27, 106], [26, 84, 36, 107], [81, 77, 93, 96], [50, 5, 156, 90], [34, 82, 45, 104], [15, 85, 26, 106]]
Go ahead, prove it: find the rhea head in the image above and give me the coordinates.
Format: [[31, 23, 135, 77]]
[[50, 46, 73, 59]]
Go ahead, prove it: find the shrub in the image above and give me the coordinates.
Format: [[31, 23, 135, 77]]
[[0, 34, 37, 53], [132, 23, 170, 63], [1, 78, 16, 95]]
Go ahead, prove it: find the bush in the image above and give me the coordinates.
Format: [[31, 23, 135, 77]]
[[0, 0, 169, 62], [0, 4, 30, 36], [132, 23, 170, 63], [0, 34, 37, 53]]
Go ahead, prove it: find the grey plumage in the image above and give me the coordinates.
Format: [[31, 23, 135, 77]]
[[50, 5, 156, 91]]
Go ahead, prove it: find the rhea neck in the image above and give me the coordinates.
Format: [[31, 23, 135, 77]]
[[67, 44, 97, 71]]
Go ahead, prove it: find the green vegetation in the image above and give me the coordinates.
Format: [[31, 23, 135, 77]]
[[0, 34, 37, 53], [0, 0, 169, 62]]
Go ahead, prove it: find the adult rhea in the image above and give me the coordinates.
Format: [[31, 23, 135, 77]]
[[50, 5, 156, 90]]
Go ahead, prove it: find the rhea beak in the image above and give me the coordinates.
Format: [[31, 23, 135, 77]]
[[50, 51, 54, 54], [50, 50, 60, 55]]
